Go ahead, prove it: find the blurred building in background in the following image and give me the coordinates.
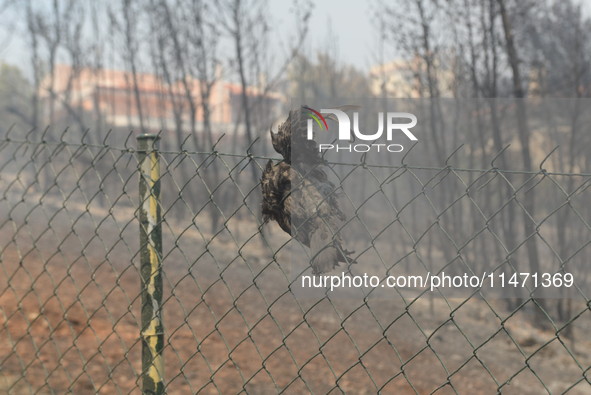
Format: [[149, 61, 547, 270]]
[[369, 57, 456, 98], [38, 64, 284, 138]]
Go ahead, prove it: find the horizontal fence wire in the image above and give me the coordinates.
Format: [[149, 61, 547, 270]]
[[0, 130, 590, 395]]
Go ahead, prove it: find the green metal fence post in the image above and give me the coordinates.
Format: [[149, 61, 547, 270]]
[[137, 134, 164, 395]]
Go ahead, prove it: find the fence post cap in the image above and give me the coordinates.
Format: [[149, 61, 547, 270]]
[[137, 133, 161, 140]]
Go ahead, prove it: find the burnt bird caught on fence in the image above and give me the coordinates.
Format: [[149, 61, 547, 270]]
[[261, 105, 359, 275]]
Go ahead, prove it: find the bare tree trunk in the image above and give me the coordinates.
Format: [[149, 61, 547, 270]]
[[46, 0, 61, 131], [479, 0, 519, 310], [26, 0, 40, 130], [498, 0, 546, 320], [556, 99, 580, 344], [229, 0, 265, 239], [416, 0, 444, 165], [157, 0, 199, 150], [34, 0, 68, 192], [122, 0, 146, 134], [556, 10, 583, 343], [232, 0, 254, 151], [194, 13, 221, 233], [90, 0, 103, 144]]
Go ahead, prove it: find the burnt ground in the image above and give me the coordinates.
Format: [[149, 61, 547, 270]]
[[1, 192, 591, 395]]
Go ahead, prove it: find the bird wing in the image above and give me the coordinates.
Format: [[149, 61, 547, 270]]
[[295, 171, 356, 273]]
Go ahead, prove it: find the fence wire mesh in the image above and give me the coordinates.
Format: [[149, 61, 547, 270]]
[[1, 128, 591, 395]]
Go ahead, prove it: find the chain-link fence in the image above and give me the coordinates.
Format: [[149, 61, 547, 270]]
[[1, 128, 591, 395]]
